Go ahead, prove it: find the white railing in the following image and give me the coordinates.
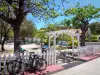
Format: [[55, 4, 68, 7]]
[[80, 45, 100, 57]]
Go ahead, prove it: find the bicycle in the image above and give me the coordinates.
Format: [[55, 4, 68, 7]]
[[56, 51, 71, 63], [7, 50, 47, 74], [7, 49, 30, 75], [33, 54, 47, 71], [56, 51, 78, 64], [25, 52, 47, 71], [7, 52, 26, 75]]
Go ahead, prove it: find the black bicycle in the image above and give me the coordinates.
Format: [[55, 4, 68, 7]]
[[7, 53, 25, 75], [33, 54, 47, 71], [25, 52, 47, 71], [7, 50, 35, 74], [7, 50, 47, 74], [56, 51, 71, 63], [56, 51, 78, 63]]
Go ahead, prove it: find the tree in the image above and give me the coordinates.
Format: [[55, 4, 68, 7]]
[[0, 18, 12, 51], [57, 19, 72, 29], [36, 30, 47, 47], [0, 0, 59, 53], [20, 19, 37, 44], [65, 4, 100, 46], [45, 24, 57, 31], [89, 22, 100, 35]]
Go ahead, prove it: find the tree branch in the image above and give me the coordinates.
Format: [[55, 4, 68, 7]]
[[0, 12, 14, 24], [24, 10, 30, 15]]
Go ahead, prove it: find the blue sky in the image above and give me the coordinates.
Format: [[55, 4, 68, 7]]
[[26, 0, 100, 29]]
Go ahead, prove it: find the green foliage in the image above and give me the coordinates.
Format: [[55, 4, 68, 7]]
[[20, 19, 37, 40], [89, 22, 100, 35], [85, 34, 98, 42], [57, 34, 71, 42], [0, 18, 12, 39], [65, 4, 100, 28], [45, 24, 57, 31], [0, 18, 13, 51], [56, 19, 72, 29], [35, 30, 48, 44], [91, 35, 98, 42], [41, 19, 72, 31], [29, 0, 59, 20], [67, 38, 78, 47], [0, 0, 64, 52], [0, 0, 60, 24], [56, 34, 78, 47], [7, 28, 13, 38], [65, 4, 100, 19], [65, 3, 100, 46], [36, 30, 46, 39]]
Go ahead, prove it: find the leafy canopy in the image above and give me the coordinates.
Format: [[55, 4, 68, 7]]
[[20, 19, 37, 39], [0, 0, 59, 24], [65, 4, 100, 20], [89, 22, 100, 35], [65, 3, 100, 28], [0, 18, 12, 38]]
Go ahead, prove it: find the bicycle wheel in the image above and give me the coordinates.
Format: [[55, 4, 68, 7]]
[[7, 61, 13, 73], [19, 62, 26, 74], [32, 58, 39, 68], [56, 55, 60, 63], [37, 58, 47, 71], [7, 60, 20, 74]]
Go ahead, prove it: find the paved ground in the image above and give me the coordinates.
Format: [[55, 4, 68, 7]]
[[0, 43, 40, 51], [52, 57, 100, 75], [0, 43, 41, 57]]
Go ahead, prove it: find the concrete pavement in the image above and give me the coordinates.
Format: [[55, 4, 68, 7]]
[[0, 43, 41, 57], [52, 57, 100, 75]]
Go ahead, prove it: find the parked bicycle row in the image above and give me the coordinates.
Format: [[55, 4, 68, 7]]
[[6, 50, 47, 75], [56, 51, 78, 64], [1, 50, 79, 75]]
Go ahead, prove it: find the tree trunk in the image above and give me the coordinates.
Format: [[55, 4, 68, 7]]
[[1, 35, 6, 52], [1, 42, 5, 52], [80, 31, 86, 46], [80, 20, 88, 46], [31, 38, 33, 43], [23, 38, 26, 44], [0, 36, 2, 44], [13, 25, 21, 54]]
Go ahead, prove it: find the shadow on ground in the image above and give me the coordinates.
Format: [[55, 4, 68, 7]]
[[50, 60, 85, 75]]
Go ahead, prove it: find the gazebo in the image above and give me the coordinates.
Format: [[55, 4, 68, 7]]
[[46, 30, 80, 64]]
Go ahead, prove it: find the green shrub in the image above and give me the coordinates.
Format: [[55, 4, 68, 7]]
[[91, 35, 98, 42], [68, 40, 78, 47], [85, 37, 89, 42]]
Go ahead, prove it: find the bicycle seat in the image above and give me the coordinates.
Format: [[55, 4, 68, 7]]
[[33, 54, 39, 59]]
